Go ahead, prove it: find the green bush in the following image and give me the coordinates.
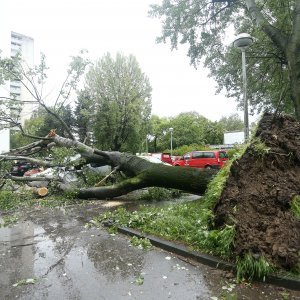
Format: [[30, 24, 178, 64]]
[[0, 161, 13, 176], [0, 191, 28, 211], [138, 187, 181, 201]]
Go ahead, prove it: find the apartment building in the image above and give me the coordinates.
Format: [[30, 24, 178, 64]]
[[10, 31, 35, 125], [0, 31, 35, 153]]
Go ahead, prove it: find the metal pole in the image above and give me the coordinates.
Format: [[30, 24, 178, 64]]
[[145, 135, 148, 153], [170, 131, 173, 156], [241, 48, 249, 141]]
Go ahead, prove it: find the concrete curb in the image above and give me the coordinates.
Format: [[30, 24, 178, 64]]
[[116, 226, 300, 291]]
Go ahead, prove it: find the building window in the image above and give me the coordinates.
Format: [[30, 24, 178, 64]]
[[10, 85, 21, 89], [11, 34, 22, 40], [11, 42, 22, 46]]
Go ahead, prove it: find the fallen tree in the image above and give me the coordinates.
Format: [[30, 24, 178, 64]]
[[0, 132, 217, 199]]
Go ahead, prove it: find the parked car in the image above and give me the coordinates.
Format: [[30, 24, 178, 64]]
[[140, 155, 171, 165], [10, 161, 38, 176], [160, 153, 173, 165], [173, 150, 228, 169], [24, 168, 43, 177]]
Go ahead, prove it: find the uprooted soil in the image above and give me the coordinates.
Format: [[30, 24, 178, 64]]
[[214, 112, 300, 270]]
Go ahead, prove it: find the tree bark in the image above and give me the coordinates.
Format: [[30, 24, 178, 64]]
[[0, 155, 54, 167], [288, 0, 300, 118], [287, 53, 300, 119]]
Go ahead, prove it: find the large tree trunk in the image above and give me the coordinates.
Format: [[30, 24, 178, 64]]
[[287, 0, 300, 118], [288, 54, 300, 119], [77, 160, 215, 199], [53, 135, 216, 198]]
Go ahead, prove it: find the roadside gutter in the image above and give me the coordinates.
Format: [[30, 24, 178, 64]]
[[114, 226, 300, 291]]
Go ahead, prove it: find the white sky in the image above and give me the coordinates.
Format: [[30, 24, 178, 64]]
[[2, 0, 249, 122]]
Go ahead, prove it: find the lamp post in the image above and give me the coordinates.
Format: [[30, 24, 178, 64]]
[[233, 33, 253, 142], [169, 128, 173, 156], [145, 135, 148, 154]]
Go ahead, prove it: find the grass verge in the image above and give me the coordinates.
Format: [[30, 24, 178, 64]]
[[91, 163, 235, 259], [0, 190, 83, 212]]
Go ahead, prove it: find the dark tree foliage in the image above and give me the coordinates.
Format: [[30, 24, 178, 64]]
[[73, 90, 94, 144], [31, 105, 74, 137]]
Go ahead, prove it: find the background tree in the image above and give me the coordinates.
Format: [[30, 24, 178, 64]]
[[84, 53, 152, 153], [73, 90, 94, 144], [218, 113, 244, 132], [148, 115, 171, 152], [203, 120, 224, 145], [168, 112, 207, 148], [148, 112, 232, 153], [10, 117, 44, 149], [168, 112, 224, 147], [149, 0, 300, 118], [34, 105, 74, 137], [10, 105, 74, 148]]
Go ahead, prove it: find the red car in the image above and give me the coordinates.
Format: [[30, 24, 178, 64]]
[[160, 153, 173, 165], [173, 150, 228, 169], [10, 161, 38, 176]]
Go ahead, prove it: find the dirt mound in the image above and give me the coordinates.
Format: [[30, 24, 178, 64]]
[[214, 113, 300, 270]]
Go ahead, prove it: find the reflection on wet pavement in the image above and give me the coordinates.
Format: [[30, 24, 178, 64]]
[[0, 201, 300, 300]]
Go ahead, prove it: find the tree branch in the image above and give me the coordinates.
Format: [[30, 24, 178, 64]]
[[7, 139, 48, 156], [0, 155, 54, 167], [94, 166, 120, 187], [38, 104, 75, 140], [2, 57, 75, 140], [77, 177, 146, 199], [18, 125, 54, 141], [200, 3, 232, 26], [54, 72, 71, 108], [245, 0, 288, 54], [6, 174, 57, 182]]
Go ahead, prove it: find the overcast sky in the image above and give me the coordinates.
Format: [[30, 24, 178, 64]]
[[2, 0, 249, 122]]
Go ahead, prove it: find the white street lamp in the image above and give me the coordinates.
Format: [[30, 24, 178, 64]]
[[169, 128, 173, 156], [145, 135, 148, 154], [233, 33, 254, 142]]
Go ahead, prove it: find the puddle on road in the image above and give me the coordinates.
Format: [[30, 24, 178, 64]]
[[102, 201, 125, 208], [0, 203, 214, 299]]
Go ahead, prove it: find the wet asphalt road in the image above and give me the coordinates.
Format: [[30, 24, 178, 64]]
[[0, 201, 300, 300]]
